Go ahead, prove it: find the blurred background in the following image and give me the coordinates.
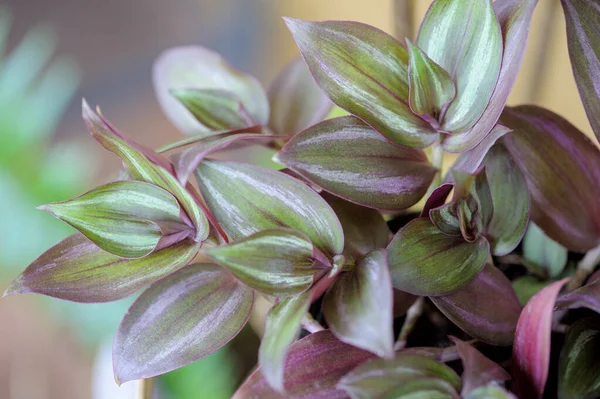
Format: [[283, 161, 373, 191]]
[[0, 0, 591, 398]]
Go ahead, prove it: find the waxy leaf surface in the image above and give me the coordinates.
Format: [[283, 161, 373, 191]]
[[194, 160, 343, 255], [5, 234, 200, 303], [338, 355, 461, 399], [501, 105, 600, 252], [207, 229, 317, 297], [234, 330, 373, 399], [153, 46, 268, 135], [268, 56, 332, 136], [431, 264, 521, 346], [113, 263, 253, 383], [323, 249, 394, 359], [562, 0, 600, 142], [558, 317, 600, 399], [442, 0, 538, 152], [512, 278, 569, 399], [40, 180, 185, 258], [285, 18, 438, 148], [278, 116, 436, 210], [387, 218, 489, 296], [417, 0, 502, 133]]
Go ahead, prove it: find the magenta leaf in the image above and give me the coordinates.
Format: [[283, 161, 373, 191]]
[[194, 160, 343, 256], [234, 330, 373, 399], [4, 234, 201, 303], [267, 56, 332, 137], [449, 336, 511, 395], [113, 263, 253, 383], [153, 46, 269, 136], [431, 264, 521, 346], [556, 278, 600, 314], [387, 218, 489, 296], [323, 249, 395, 359], [511, 278, 569, 399], [284, 18, 438, 148], [277, 116, 436, 210], [442, 0, 539, 152], [501, 105, 600, 252], [562, 0, 600, 142]]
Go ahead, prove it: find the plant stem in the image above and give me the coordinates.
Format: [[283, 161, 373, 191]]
[[302, 313, 325, 334], [394, 296, 424, 350], [566, 243, 600, 292], [428, 142, 445, 190], [136, 378, 154, 399]]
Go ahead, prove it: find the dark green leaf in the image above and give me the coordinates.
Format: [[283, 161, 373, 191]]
[[512, 276, 553, 306], [113, 263, 254, 383]]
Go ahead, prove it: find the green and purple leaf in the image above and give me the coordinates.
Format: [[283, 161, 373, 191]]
[[449, 336, 511, 395], [416, 0, 502, 134], [4, 234, 201, 303], [451, 125, 512, 173], [442, 0, 539, 152], [464, 385, 517, 399], [153, 46, 268, 135], [387, 218, 489, 296], [323, 249, 395, 359], [431, 264, 521, 346], [556, 278, 600, 314], [284, 18, 438, 148], [277, 116, 436, 210], [267, 56, 332, 136], [258, 291, 311, 392], [511, 278, 569, 399], [501, 105, 600, 252], [206, 228, 320, 297], [338, 354, 462, 398], [194, 160, 343, 255], [562, 0, 600, 142], [380, 379, 460, 398], [234, 330, 373, 399], [558, 316, 600, 399], [113, 263, 254, 383], [39, 180, 189, 258]]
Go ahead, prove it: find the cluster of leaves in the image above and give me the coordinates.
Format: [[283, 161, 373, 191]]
[[5, 0, 600, 397]]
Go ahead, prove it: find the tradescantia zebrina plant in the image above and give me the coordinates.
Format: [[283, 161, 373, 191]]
[[6, 0, 600, 397]]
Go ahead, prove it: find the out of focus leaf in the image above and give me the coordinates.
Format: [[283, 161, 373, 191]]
[[284, 18, 438, 148], [388, 218, 489, 296], [207, 228, 318, 297], [512, 276, 553, 306], [153, 46, 268, 135], [523, 222, 568, 278], [464, 385, 516, 399], [501, 105, 600, 252], [482, 145, 530, 256], [431, 264, 521, 346], [416, 0, 502, 133], [511, 278, 569, 399], [323, 249, 394, 358], [4, 233, 200, 303], [338, 355, 461, 398], [171, 88, 253, 130], [39, 180, 187, 258], [556, 278, 600, 314], [194, 160, 343, 255], [449, 336, 510, 395], [558, 316, 600, 399], [322, 193, 389, 259], [442, 0, 538, 152], [258, 291, 310, 392], [277, 116, 435, 210], [113, 263, 253, 383], [562, 0, 600, 142], [234, 330, 373, 399], [406, 39, 455, 124], [82, 101, 209, 241], [380, 379, 460, 399], [268, 56, 332, 136]]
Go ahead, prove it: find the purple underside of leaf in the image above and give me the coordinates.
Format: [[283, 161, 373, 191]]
[[556, 278, 600, 313], [4, 233, 201, 303], [113, 263, 254, 383], [431, 264, 521, 346], [277, 116, 436, 211], [450, 124, 512, 175], [442, 0, 539, 152], [421, 183, 454, 217], [234, 330, 374, 399], [511, 278, 569, 399]]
